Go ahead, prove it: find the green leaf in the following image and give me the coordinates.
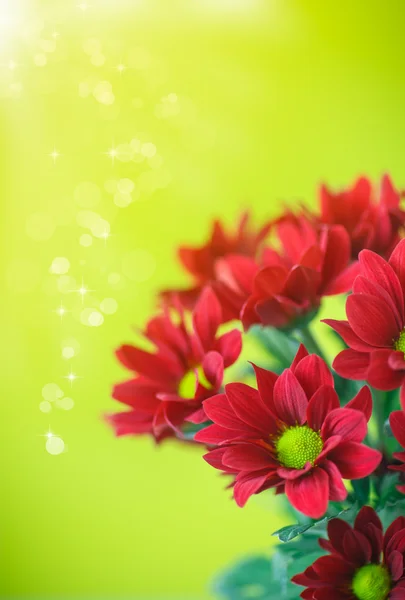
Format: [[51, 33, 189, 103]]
[[351, 477, 370, 505], [249, 325, 299, 366], [375, 473, 403, 509], [272, 505, 356, 542], [212, 555, 280, 599]]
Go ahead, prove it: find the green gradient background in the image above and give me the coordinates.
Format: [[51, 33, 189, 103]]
[[1, 0, 405, 597]]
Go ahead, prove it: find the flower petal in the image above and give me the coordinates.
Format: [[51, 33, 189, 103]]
[[306, 386, 340, 431], [233, 470, 270, 507], [366, 349, 405, 390], [320, 459, 348, 502], [202, 351, 224, 389], [345, 386, 373, 421], [214, 329, 242, 368], [225, 382, 276, 433], [342, 529, 372, 565], [388, 551, 404, 582], [202, 393, 247, 431], [328, 442, 382, 479], [323, 319, 375, 352], [333, 349, 370, 380], [285, 469, 329, 518], [193, 287, 222, 351], [359, 249, 404, 322], [390, 410, 405, 449], [223, 444, 276, 471], [389, 239, 405, 299], [346, 293, 399, 347], [273, 368, 308, 425], [321, 408, 367, 443], [353, 275, 403, 329], [251, 363, 278, 414], [294, 355, 334, 400]]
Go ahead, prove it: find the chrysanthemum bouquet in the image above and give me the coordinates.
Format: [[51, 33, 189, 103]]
[[108, 175, 405, 600]]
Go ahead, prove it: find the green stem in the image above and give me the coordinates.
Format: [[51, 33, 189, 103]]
[[295, 326, 327, 362]]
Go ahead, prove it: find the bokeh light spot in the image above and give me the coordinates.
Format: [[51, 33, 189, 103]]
[[50, 257, 70, 275], [80, 233, 93, 247], [46, 436, 65, 455], [56, 397, 74, 411], [39, 401, 52, 413], [42, 383, 64, 402], [100, 297, 118, 314]]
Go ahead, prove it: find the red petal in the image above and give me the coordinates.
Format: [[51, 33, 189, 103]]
[[321, 408, 367, 443], [116, 345, 182, 381], [321, 460, 347, 502], [193, 287, 222, 351], [363, 523, 384, 563], [359, 249, 404, 322], [195, 423, 246, 445], [313, 589, 350, 600], [277, 462, 312, 480], [255, 297, 293, 328], [322, 319, 375, 352], [333, 349, 370, 380], [342, 529, 372, 565], [328, 442, 382, 479], [202, 393, 246, 431], [354, 506, 383, 534], [353, 275, 403, 329], [384, 516, 405, 552], [388, 550, 404, 581], [345, 386, 373, 421], [203, 447, 234, 472], [202, 351, 224, 389], [367, 350, 405, 390], [390, 588, 405, 600], [291, 344, 310, 370], [223, 444, 276, 471], [319, 225, 351, 290], [312, 554, 353, 583], [346, 293, 399, 347], [388, 351, 405, 370], [390, 411, 405, 449], [327, 518, 353, 556], [389, 239, 405, 299], [233, 471, 270, 507], [214, 329, 242, 367], [252, 363, 278, 414], [294, 355, 334, 400], [253, 265, 288, 296], [285, 469, 329, 518], [273, 368, 308, 425], [225, 382, 275, 433], [306, 386, 340, 431], [323, 261, 361, 296]]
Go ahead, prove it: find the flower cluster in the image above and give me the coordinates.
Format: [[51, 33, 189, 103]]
[[108, 173, 405, 600]]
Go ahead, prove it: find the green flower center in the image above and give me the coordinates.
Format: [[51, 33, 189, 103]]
[[178, 366, 212, 399], [394, 329, 405, 355], [275, 425, 323, 469], [352, 564, 391, 600]]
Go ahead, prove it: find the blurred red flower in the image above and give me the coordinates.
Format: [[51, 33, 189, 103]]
[[161, 212, 270, 319], [320, 174, 405, 259], [108, 288, 241, 442], [292, 506, 405, 599], [240, 218, 359, 330], [196, 346, 380, 518], [325, 240, 405, 394]]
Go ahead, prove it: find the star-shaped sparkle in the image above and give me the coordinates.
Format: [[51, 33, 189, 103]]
[[49, 148, 61, 164]]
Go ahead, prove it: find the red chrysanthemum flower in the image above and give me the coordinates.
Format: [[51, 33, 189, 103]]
[[108, 288, 242, 442], [239, 217, 359, 330], [389, 404, 405, 495], [325, 239, 405, 394], [320, 174, 405, 259], [195, 346, 381, 518], [292, 506, 405, 600], [161, 213, 270, 318]]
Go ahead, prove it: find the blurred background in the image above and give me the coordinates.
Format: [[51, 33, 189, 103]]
[[1, 0, 405, 597]]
